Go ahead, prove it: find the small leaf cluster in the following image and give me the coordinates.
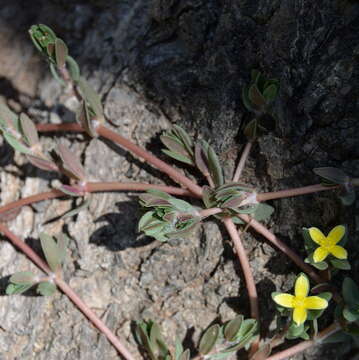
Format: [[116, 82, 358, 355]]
[[135, 316, 258, 360], [314, 167, 355, 206], [242, 70, 279, 114], [30, 24, 104, 137], [138, 190, 201, 241], [341, 278, 359, 324], [302, 227, 350, 271], [6, 232, 69, 296], [161, 126, 223, 187]]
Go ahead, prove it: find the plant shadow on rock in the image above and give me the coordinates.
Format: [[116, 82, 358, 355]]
[[89, 199, 150, 251]]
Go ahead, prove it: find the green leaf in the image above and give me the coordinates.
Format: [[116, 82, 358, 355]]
[[224, 315, 243, 341], [50, 62, 66, 86], [162, 149, 194, 165], [236, 319, 258, 341], [135, 322, 156, 360], [149, 322, 169, 358], [286, 322, 305, 339], [55, 38, 68, 68], [178, 349, 190, 360], [3, 132, 31, 154], [248, 84, 266, 107], [313, 167, 350, 185], [10, 271, 37, 285], [263, 84, 278, 102], [6, 283, 33, 295], [0, 103, 18, 130], [207, 145, 223, 186], [66, 56, 80, 83], [39, 232, 61, 272], [342, 277, 359, 308], [26, 154, 58, 172], [252, 203, 274, 222], [76, 101, 96, 137], [199, 324, 220, 355], [37, 281, 57, 296], [302, 228, 317, 252], [243, 119, 257, 139], [343, 306, 359, 322], [161, 135, 190, 158], [305, 253, 328, 270], [207, 352, 232, 360], [20, 113, 39, 146], [330, 258, 351, 270], [173, 125, 194, 155], [57, 143, 86, 181], [56, 232, 70, 265], [242, 85, 254, 112], [175, 338, 184, 360], [77, 77, 103, 117]]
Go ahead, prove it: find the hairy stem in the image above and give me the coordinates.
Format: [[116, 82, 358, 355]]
[[0, 223, 135, 360], [36, 123, 203, 197], [233, 142, 253, 182], [257, 184, 339, 202], [266, 322, 341, 360], [0, 183, 195, 216]]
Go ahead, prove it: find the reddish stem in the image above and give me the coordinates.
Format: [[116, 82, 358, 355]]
[[222, 218, 259, 332], [36, 123, 203, 197], [238, 214, 324, 284], [233, 142, 253, 182], [0, 223, 135, 360], [266, 322, 341, 360], [0, 183, 195, 216], [257, 184, 339, 202], [199, 207, 223, 218]]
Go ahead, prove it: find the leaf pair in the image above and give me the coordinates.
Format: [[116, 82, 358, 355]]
[[135, 321, 171, 360], [242, 70, 279, 115], [138, 190, 201, 241], [6, 232, 70, 296], [29, 24, 79, 83], [198, 316, 258, 358], [161, 125, 224, 187], [313, 167, 355, 206]]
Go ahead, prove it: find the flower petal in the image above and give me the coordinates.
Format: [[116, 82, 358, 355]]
[[293, 307, 307, 326], [295, 274, 309, 298], [327, 225, 345, 245], [330, 245, 347, 260], [273, 294, 294, 308], [304, 296, 328, 310], [308, 227, 326, 245], [313, 247, 329, 263]]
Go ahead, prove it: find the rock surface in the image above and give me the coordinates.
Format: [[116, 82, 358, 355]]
[[0, 1, 358, 359]]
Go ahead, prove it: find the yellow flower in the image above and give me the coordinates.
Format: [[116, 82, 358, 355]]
[[273, 274, 328, 325], [308, 225, 347, 263]]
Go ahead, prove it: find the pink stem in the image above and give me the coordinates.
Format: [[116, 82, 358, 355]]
[[0, 183, 195, 216], [237, 214, 324, 284], [0, 223, 135, 360], [266, 322, 341, 360], [233, 142, 253, 182], [257, 184, 339, 202], [199, 207, 223, 218], [222, 218, 259, 324], [36, 123, 203, 197]]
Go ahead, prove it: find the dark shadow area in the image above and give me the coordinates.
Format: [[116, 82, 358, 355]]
[[89, 199, 152, 251]]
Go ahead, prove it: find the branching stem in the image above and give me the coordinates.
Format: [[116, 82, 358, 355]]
[[0, 223, 135, 360], [0, 183, 194, 216]]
